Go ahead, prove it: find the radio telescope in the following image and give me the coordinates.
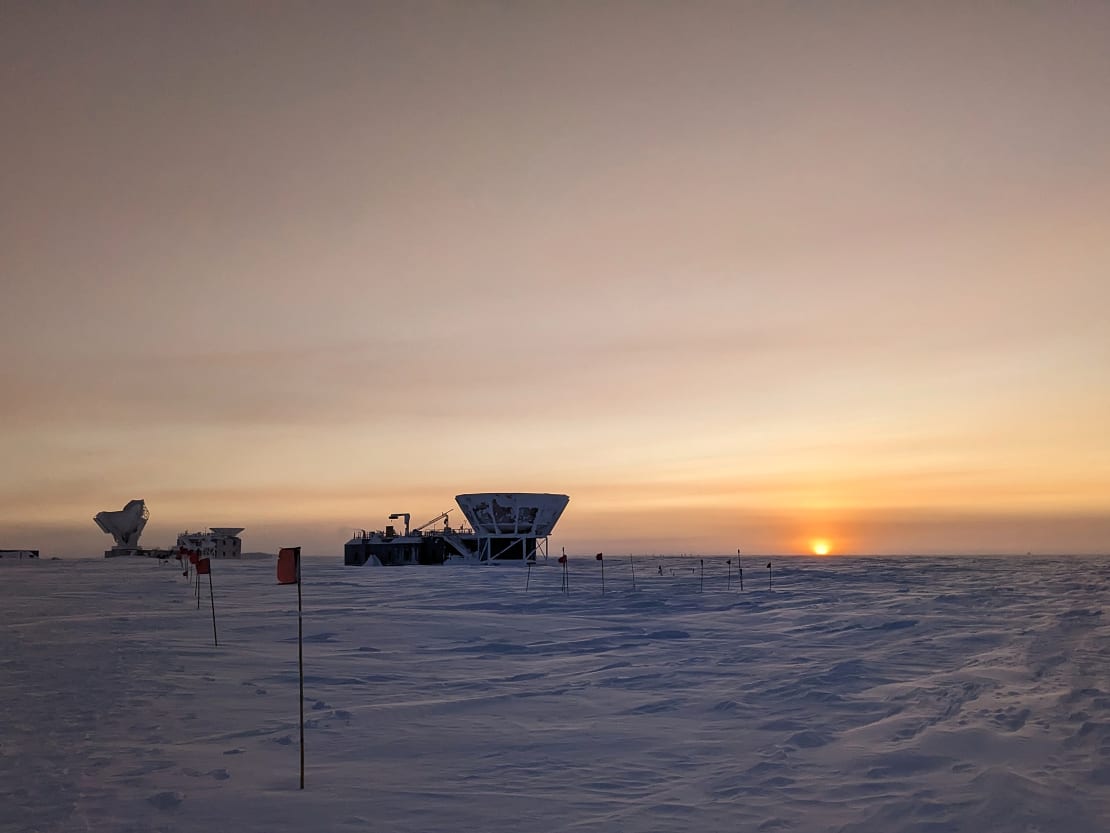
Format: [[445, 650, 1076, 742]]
[[94, 500, 149, 550]]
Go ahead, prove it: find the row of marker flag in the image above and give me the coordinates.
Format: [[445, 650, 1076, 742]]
[[175, 547, 210, 574], [175, 547, 218, 642], [549, 551, 774, 592], [178, 546, 768, 793], [167, 546, 306, 788]]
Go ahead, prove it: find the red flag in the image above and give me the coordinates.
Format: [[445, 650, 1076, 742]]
[[187, 552, 198, 565], [196, 557, 211, 575], [595, 552, 603, 560], [277, 547, 301, 585], [557, 554, 567, 564]]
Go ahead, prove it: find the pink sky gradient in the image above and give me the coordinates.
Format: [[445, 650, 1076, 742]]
[[2, 3, 1108, 556]]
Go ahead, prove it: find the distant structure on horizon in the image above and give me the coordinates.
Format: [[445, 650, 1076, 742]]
[[94, 500, 244, 559], [177, 528, 245, 559], [345, 492, 569, 567]]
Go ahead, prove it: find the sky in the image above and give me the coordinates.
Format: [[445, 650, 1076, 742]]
[[2, 2, 1109, 558]]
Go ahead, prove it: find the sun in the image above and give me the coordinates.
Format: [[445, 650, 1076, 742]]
[[811, 539, 831, 556]]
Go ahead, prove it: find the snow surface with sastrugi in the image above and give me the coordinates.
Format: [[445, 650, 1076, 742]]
[[1, 555, 1108, 832]]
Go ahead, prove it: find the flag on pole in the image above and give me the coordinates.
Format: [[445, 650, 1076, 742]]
[[188, 551, 199, 565], [277, 547, 300, 585], [595, 553, 603, 560], [557, 554, 567, 564], [278, 546, 305, 789], [197, 558, 218, 645]]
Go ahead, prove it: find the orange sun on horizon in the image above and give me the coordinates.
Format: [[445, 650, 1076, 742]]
[[811, 540, 831, 556]]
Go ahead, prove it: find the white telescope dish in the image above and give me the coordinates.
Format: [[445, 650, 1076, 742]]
[[455, 493, 569, 537], [94, 499, 149, 549], [209, 527, 245, 536]]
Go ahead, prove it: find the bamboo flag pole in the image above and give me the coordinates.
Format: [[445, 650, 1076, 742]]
[[277, 546, 305, 790], [197, 558, 217, 646], [297, 554, 304, 790], [209, 568, 218, 646]]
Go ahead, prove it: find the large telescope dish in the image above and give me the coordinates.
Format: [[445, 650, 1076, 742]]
[[455, 493, 569, 537], [94, 499, 149, 548]]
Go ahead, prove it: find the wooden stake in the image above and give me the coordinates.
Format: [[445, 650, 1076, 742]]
[[629, 555, 636, 591]]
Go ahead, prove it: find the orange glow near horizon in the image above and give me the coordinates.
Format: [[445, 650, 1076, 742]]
[[2, 4, 1110, 559]]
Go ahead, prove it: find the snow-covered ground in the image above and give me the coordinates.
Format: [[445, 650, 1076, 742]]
[[3, 554, 1108, 832]]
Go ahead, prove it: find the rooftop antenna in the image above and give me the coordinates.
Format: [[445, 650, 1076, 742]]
[[388, 513, 411, 536], [94, 500, 149, 550]]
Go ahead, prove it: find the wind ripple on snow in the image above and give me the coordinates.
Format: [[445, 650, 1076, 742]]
[[3, 554, 1109, 832]]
